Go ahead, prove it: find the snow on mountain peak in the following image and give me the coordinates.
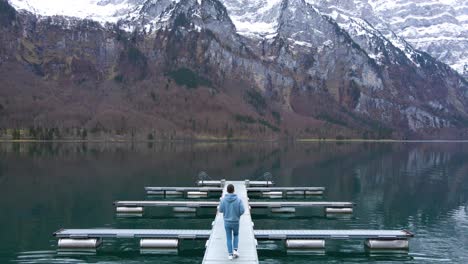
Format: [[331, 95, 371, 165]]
[[220, 0, 282, 38], [7, 0, 468, 77], [370, 0, 468, 77], [9, 0, 143, 24]]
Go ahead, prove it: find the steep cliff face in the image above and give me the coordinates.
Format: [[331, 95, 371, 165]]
[[371, 0, 468, 79], [297, 0, 468, 132], [1, 0, 468, 140], [302, 0, 468, 79]]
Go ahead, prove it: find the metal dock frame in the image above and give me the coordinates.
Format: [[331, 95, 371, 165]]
[[144, 186, 326, 198], [53, 229, 414, 241], [53, 178, 414, 259], [197, 179, 273, 187]]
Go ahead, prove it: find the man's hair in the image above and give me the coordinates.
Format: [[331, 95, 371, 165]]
[[227, 184, 235, 193]]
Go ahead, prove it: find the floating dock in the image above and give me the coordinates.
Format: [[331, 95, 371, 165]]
[[54, 229, 413, 241], [254, 229, 414, 251], [145, 186, 326, 197], [113, 200, 354, 216], [247, 186, 325, 197], [197, 180, 273, 187], [145, 187, 223, 197], [254, 230, 414, 240], [115, 201, 219, 208], [54, 177, 414, 260], [114, 201, 353, 208], [54, 229, 211, 239]]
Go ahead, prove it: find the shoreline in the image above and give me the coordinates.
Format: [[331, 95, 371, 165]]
[[1, 139, 468, 143]]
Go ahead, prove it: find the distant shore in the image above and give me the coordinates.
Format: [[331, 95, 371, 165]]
[[1, 139, 468, 143]]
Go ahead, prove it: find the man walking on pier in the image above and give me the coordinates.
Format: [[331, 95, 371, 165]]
[[219, 184, 245, 260]]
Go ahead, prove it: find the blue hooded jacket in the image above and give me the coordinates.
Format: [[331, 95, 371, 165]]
[[219, 193, 245, 223]]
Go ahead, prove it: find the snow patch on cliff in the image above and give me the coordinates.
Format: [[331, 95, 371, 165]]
[[10, 0, 138, 24], [220, 0, 282, 37]]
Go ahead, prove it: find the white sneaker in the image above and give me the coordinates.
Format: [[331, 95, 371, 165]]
[[228, 254, 233, 260], [233, 250, 239, 258]]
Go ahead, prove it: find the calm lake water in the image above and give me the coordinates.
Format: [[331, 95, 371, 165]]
[[0, 142, 467, 263]]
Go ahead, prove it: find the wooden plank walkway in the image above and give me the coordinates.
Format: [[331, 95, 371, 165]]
[[202, 181, 258, 264]]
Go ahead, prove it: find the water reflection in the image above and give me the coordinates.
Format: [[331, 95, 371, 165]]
[[0, 142, 467, 263]]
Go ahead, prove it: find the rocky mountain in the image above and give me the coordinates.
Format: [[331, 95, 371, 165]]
[[9, 0, 468, 77], [1, 0, 468, 140], [302, 0, 467, 78], [371, 0, 468, 79]]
